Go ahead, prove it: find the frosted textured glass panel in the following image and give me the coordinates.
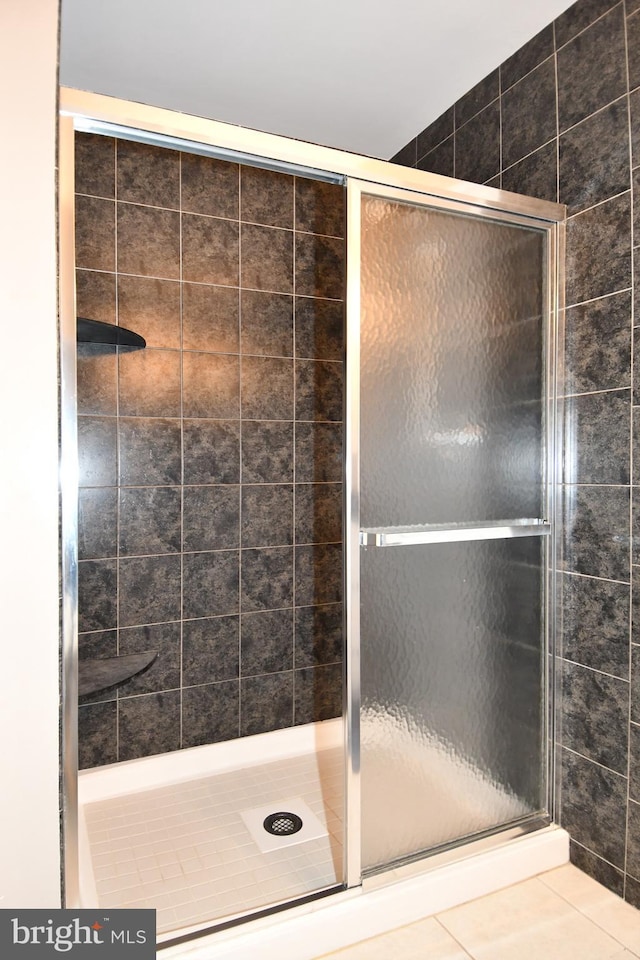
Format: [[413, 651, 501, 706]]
[[360, 196, 545, 528], [361, 538, 545, 872], [358, 193, 548, 873]]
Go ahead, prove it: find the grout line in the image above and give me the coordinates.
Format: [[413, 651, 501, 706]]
[[238, 160, 244, 742], [559, 655, 630, 683], [561, 743, 629, 778]]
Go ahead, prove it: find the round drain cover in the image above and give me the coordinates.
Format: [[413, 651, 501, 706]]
[[263, 812, 303, 836]]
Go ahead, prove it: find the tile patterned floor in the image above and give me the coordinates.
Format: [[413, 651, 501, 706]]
[[318, 864, 640, 959], [83, 747, 343, 934]]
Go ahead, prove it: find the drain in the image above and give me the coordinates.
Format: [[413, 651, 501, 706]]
[[263, 811, 303, 836]]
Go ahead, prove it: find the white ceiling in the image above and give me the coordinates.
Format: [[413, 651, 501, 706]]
[[60, 0, 575, 159]]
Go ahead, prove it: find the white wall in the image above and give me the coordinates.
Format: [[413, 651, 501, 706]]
[[0, 0, 62, 907]]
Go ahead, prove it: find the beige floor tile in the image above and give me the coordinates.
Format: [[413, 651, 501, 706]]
[[437, 877, 624, 960], [539, 864, 640, 956], [318, 917, 472, 959]]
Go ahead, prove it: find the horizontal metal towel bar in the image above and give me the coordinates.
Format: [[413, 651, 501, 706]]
[[359, 519, 550, 547]]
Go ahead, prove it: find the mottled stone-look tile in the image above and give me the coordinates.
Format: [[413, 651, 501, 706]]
[[454, 101, 500, 186], [183, 418, 240, 484], [77, 268, 117, 328], [631, 721, 640, 799], [417, 107, 454, 159], [241, 223, 293, 293], [182, 549, 240, 619], [560, 746, 627, 866], [78, 559, 117, 633], [118, 554, 181, 627], [632, 567, 640, 642], [389, 139, 416, 166], [117, 275, 181, 350], [78, 701, 117, 769], [295, 483, 342, 544], [75, 132, 115, 199], [294, 421, 343, 482], [116, 139, 180, 209], [627, 9, 640, 92], [295, 543, 343, 606], [557, 6, 627, 131], [568, 840, 625, 896], [77, 343, 117, 417], [295, 359, 343, 422], [294, 663, 343, 725], [118, 621, 181, 697], [633, 646, 640, 720], [119, 417, 181, 486], [240, 290, 293, 358], [562, 484, 630, 581], [182, 282, 239, 354], [118, 691, 181, 761], [78, 487, 118, 561], [241, 355, 293, 420], [626, 873, 640, 908], [501, 25, 555, 91], [77, 416, 117, 487], [560, 99, 630, 216], [295, 233, 345, 300], [562, 660, 629, 772], [295, 178, 345, 238], [502, 58, 557, 169], [182, 214, 239, 286], [295, 603, 343, 668], [565, 192, 631, 306], [241, 484, 293, 548], [241, 165, 293, 229], [502, 141, 558, 205], [182, 484, 240, 551], [555, 0, 620, 47], [240, 672, 293, 736], [631, 88, 640, 164], [455, 69, 499, 128], [564, 389, 630, 484], [180, 153, 239, 219], [241, 420, 293, 483], [117, 204, 180, 279], [295, 297, 343, 362], [564, 291, 631, 395], [75, 195, 115, 272], [118, 486, 181, 557], [627, 798, 640, 879], [416, 136, 455, 179], [183, 352, 239, 419], [240, 546, 294, 612], [118, 348, 181, 418], [562, 572, 630, 677], [240, 608, 293, 676], [182, 616, 239, 685], [182, 681, 240, 748]]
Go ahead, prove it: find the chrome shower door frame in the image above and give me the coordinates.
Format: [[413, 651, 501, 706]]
[[59, 88, 563, 924], [344, 178, 563, 884]]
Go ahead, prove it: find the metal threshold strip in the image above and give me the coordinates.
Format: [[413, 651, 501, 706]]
[[359, 519, 550, 547]]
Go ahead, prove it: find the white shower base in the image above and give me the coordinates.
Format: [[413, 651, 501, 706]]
[[78, 718, 568, 957]]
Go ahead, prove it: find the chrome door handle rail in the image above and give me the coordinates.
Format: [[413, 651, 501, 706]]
[[359, 519, 550, 547]]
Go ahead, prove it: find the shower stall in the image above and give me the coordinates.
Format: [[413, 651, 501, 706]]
[[59, 89, 566, 955]]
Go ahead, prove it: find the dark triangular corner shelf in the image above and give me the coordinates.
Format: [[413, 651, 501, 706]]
[[77, 317, 146, 349], [78, 651, 158, 698]]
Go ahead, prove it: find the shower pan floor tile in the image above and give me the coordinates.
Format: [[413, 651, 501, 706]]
[[82, 746, 343, 934]]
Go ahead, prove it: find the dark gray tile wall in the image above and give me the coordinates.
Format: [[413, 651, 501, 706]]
[[391, 0, 638, 909], [75, 135, 344, 768]]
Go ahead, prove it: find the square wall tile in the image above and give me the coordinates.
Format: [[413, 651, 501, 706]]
[[78, 560, 117, 633], [182, 681, 240, 747], [118, 487, 182, 557], [118, 621, 181, 697], [116, 139, 180, 209], [240, 608, 294, 676], [294, 663, 343, 725], [241, 420, 293, 483], [557, 6, 627, 131], [559, 98, 630, 215], [117, 204, 180, 279], [501, 58, 557, 169], [564, 292, 631, 396], [561, 572, 630, 677], [118, 417, 181, 486], [295, 178, 345, 238], [241, 484, 293, 548], [183, 352, 240, 419], [562, 484, 630, 581], [183, 419, 241, 484], [241, 165, 293, 229], [78, 701, 117, 769], [117, 276, 181, 350], [241, 223, 293, 293], [182, 550, 240, 619], [240, 546, 294, 612], [118, 691, 181, 761], [454, 101, 500, 185], [240, 672, 294, 736], [78, 416, 117, 487], [75, 132, 115, 199], [118, 555, 182, 627], [182, 616, 239, 685], [75, 196, 115, 271], [180, 153, 239, 219], [240, 290, 293, 357], [560, 747, 627, 867], [182, 282, 239, 354], [182, 485, 240, 551], [182, 214, 239, 286], [78, 488, 118, 561], [241, 356, 293, 420], [295, 603, 343, 667], [565, 192, 631, 307], [561, 660, 629, 773], [118, 348, 181, 418], [295, 233, 344, 299]]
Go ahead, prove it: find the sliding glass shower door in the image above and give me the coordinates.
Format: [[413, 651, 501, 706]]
[[347, 182, 556, 875]]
